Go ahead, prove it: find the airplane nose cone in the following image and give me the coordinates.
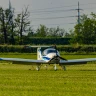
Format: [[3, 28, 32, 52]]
[[47, 53, 57, 58]]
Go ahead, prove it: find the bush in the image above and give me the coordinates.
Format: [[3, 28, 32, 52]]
[[23, 37, 71, 45], [0, 45, 96, 53]]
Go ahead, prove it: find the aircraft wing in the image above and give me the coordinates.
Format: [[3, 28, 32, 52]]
[[0, 57, 47, 64], [60, 58, 96, 65], [1, 57, 96, 65]]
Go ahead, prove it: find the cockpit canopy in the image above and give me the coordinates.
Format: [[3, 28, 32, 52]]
[[42, 48, 58, 56]]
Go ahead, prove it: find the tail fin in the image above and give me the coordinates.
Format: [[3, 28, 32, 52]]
[[37, 48, 42, 60]]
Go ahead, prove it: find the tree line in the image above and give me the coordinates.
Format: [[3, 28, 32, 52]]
[[25, 12, 96, 45], [71, 13, 96, 44], [0, 5, 96, 45], [0, 6, 32, 45]]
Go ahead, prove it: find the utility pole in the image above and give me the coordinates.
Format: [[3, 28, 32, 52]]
[[9, 0, 15, 44], [75, 2, 83, 34], [75, 2, 82, 24], [77, 2, 80, 24]]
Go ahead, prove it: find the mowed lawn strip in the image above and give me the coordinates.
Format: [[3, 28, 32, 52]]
[[0, 53, 96, 96]]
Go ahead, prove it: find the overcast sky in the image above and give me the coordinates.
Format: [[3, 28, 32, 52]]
[[0, 0, 96, 31]]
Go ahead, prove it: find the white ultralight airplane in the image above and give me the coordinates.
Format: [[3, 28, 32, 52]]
[[0, 45, 96, 71]]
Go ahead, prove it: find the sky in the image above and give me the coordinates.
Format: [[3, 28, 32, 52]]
[[0, 0, 96, 31]]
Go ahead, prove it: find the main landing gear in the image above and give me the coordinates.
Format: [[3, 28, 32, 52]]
[[33, 64, 66, 71], [54, 64, 57, 71], [61, 65, 66, 71], [54, 64, 66, 71], [36, 64, 41, 71]]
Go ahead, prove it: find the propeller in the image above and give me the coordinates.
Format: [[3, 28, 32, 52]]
[[59, 56, 67, 61], [54, 45, 58, 56], [50, 45, 67, 61]]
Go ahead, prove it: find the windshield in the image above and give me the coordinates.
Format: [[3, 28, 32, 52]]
[[42, 48, 56, 56]]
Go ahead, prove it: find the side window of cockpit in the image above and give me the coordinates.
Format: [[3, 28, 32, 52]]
[[42, 51, 45, 56], [42, 50, 47, 56]]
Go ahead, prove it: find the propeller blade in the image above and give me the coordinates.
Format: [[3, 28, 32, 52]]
[[53, 45, 67, 61], [52, 45, 58, 56], [59, 56, 67, 61], [49, 55, 67, 63]]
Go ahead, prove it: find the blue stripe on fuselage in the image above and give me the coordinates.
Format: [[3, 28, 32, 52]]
[[42, 57, 50, 61], [0, 58, 3, 60]]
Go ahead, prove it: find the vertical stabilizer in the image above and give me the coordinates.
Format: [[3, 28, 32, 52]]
[[37, 47, 42, 60]]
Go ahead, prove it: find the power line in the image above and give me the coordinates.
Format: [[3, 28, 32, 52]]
[[31, 9, 75, 14], [31, 4, 77, 12], [13, 2, 96, 30], [14, 2, 96, 14], [13, 3, 96, 18], [31, 2, 82, 28], [32, 22, 75, 27], [31, 2, 96, 12], [31, 16, 76, 21]]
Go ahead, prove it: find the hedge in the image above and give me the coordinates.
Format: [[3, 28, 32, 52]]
[[23, 37, 71, 45], [0, 45, 96, 53]]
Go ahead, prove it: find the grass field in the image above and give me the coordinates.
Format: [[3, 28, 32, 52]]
[[0, 53, 96, 96]]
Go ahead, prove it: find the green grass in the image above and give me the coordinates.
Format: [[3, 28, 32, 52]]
[[0, 53, 96, 96]]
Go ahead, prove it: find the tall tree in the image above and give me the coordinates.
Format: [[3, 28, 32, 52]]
[[0, 1, 15, 44], [35, 25, 66, 37], [15, 6, 30, 44], [0, 7, 10, 44], [36, 25, 48, 37], [72, 13, 96, 44], [48, 26, 65, 37]]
